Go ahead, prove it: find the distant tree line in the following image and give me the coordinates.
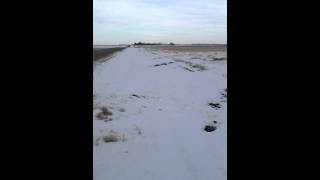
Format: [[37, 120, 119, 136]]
[[133, 42, 175, 45]]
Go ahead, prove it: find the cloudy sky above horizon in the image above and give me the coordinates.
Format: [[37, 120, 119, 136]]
[[93, 0, 227, 45]]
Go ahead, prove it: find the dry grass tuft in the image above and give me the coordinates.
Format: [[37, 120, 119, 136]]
[[96, 106, 113, 120]]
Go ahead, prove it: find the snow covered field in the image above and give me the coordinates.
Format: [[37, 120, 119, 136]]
[[93, 47, 227, 180]]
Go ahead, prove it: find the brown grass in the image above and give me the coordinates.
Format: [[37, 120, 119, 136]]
[[191, 64, 207, 71], [96, 106, 113, 120], [102, 134, 119, 143], [102, 130, 123, 143], [93, 47, 126, 61]]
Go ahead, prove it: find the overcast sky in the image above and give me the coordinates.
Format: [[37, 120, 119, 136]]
[[93, 0, 227, 45]]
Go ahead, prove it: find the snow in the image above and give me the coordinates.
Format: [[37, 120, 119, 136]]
[[93, 47, 227, 180]]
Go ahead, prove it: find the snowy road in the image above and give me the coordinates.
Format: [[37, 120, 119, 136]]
[[93, 47, 227, 180]]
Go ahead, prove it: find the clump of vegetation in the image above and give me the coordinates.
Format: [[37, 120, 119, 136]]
[[181, 66, 194, 72], [103, 134, 119, 143], [93, 47, 126, 61], [96, 106, 113, 120], [213, 57, 227, 61], [102, 130, 126, 143], [208, 103, 221, 109], [154, 62, 168, 67], [175, 59, 207, 72], [220, 89, 227, 102], [134, 42, 162, 45], [191, 64, 207, 71]]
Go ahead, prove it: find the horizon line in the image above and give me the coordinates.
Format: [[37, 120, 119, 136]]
[[93, 43, 227, 46]]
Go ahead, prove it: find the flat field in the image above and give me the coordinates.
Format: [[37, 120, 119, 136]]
[[93, 45, 227, 180]]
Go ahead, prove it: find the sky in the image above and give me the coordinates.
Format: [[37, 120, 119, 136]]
[[93, 0, 227, 45]]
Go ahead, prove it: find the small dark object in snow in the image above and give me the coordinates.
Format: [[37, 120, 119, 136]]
[[182, 67, 194, 72], [213, 57, 226, 61], [154, 62, 169, 67], [191, 56, 200, 59], [104, 118, 112, 122], [132, 94, 146, 98], [191, 64, 207, 71], [221, 93, 227, 98], [204, 125, 217, 132], [213, 121, 217, 124], [208, 103, 221, 109]]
